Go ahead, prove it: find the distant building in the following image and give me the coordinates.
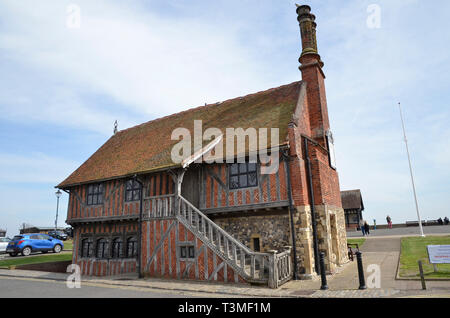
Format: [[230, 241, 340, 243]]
[[0, 229, 6, 237], [19, 226, 66, 234], [341, 190, 365, 230]]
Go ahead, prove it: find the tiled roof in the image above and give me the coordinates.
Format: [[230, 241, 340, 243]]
[[341, 190, 364, 210], [58, 81, 303, 188]]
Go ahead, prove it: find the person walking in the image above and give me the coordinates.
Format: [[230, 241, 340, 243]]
[[444, 217, 449, 225], [386, 215, 392, 229], [364, 221, 370, 236], [359, 219, 366, 236]]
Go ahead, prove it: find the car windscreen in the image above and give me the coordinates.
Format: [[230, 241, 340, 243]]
[[12, 235, 23, 241]]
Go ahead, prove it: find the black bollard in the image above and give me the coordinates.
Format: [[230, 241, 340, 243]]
[[356, 251, 367, 290], [319, 252, 328, 290], [418, 260, 427, 290]]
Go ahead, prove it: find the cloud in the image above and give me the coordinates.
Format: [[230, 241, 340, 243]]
[[0, 0, 449, 231], [0, 0, 287, 135]]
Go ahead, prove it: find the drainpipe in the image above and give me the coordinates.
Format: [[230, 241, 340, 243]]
[[304, 138, 321, 275], [133, 174, 144, 279], [282, 150, 299, 280]]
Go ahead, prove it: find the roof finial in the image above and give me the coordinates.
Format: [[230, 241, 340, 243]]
[[113, 120, 118, 134]]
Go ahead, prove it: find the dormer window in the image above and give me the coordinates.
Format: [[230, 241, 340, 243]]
[[87, 183, 104, 205]]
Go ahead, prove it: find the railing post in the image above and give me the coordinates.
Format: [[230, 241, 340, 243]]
[[251, 255, 256, 278], [202, 217, 206, 236], [225, 238, 229, 258], [356, 251, 367, 290], [260, 255, 265, 280], [284, 246, 292, 279], [268, 251, 277, 289]]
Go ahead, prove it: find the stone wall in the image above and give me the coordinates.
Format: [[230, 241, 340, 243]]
[[210, 210, 291, 253], [210, 205, 348, 279], [292, 205, 316, 278], [315, 204, 348, 273]]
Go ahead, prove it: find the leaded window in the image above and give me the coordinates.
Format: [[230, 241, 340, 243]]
[[96, 238, 108, 259], [87, 183, 104, 206], [180, 245, 195, 259], [126, 237, 137, 258], [111, 238, 123, 258], [81, 239, 93, 258], [125, 179, 141, 202], [228, 162, 258, 190]]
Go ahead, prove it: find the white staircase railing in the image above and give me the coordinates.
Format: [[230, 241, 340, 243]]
[[177, 195, 293, 287]]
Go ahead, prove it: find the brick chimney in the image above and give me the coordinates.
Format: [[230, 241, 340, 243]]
[[296, 4, 330, 145]]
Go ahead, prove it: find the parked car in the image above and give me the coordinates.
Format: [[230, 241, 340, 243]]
[[6, 234, 64, 256], [63, 227, 73, 238], [0, 237, 11, 253], [47, 230, 68, 241]]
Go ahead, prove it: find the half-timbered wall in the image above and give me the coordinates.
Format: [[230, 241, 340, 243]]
[[72, 222, 138, 276], [141, 218, 247, 284], [66, 172, 175, 223], [199, 157, 290, 214]]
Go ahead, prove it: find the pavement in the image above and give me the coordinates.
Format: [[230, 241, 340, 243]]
[[1, 229, 449, 298]]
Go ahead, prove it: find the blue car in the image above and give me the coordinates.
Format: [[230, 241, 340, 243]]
[[6, 233, 64, 257]]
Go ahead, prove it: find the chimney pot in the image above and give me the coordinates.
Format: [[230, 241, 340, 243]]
[[296, 4, 322, 67]]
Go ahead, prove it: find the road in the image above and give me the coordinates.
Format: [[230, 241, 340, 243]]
[[0, 275, 200, 298]]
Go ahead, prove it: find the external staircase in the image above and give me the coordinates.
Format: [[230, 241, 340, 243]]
[[146, 194, 293, 288]]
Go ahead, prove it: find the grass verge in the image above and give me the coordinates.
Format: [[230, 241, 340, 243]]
[[0, 253, 72, 268], [399, 235, 450, 279], [347, 238, 366, 247], [63, 239, 73, 251]]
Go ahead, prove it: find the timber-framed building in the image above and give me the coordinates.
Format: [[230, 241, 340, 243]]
[[57, 5, 348, 288]]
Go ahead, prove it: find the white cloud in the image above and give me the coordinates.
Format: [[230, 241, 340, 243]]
[[0, 0, 283, 135], [0, 0, 449, 229]]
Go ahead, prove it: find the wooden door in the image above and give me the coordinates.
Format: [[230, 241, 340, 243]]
[[181, 167, 200, 208]]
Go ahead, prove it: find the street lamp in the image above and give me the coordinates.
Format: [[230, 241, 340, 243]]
[[55, 189, 62, 232]]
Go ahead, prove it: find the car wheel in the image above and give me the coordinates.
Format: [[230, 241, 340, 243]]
[[53, 244, 62, 253], [21, 246, 32, 256], [9, 252, 17, 257]]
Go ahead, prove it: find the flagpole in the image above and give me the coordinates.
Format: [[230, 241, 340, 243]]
[[398, 102, 425, 237]]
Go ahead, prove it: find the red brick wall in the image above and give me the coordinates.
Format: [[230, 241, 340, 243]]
[[286, 54, 343, 209]]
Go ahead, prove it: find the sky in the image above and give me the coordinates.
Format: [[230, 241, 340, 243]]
[[1, 0, 450, 236]]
